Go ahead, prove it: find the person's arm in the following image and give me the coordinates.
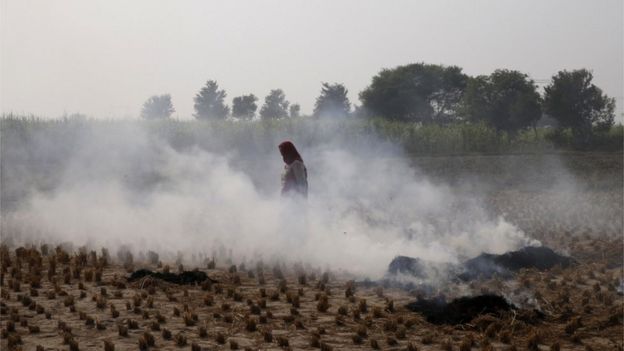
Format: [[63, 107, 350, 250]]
[[291, 162, 307, 186], [281, 165, 296, 194]]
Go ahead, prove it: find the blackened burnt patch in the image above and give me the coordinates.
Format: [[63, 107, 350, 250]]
[[387, 256, 428, 277], [459, 246, 576, 281], [406, 294, 514, 325]]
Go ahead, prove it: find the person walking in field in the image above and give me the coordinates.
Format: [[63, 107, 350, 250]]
[[278, 141, 308, 198]]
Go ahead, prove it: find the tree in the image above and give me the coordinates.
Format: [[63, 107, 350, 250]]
[[359, 63, 468, 123], [141, 94, 174, 119], [460, 70, 542, 134], [289, 104, 301, 118], [231, 94, 258, 120], [543, 69, 615, 141], [259, 89, 289, 120], [313, 82, 350, 118], [193, 80, 230, 120], [351, 104, 370, 118]]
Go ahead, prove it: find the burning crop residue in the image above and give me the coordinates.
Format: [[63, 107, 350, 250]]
[[0, 121, 622, 349], [1, 121, 541, 280]]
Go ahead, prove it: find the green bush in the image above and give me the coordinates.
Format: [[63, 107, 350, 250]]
[[544, 125, 623, 152]]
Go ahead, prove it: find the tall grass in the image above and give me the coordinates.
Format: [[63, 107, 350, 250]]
[[1, 113, 622, 156]]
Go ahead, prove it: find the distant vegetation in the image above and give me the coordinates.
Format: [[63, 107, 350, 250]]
[[543, 69, 616, 146], [1, 62, 620, 154], [314, 83, 351, 118], [2, 115, 621, 155], [231, 94, 258, 120], [129, 62, 618, 151], [259, 89, 290, 120], [193, 80, 230, 120], [141, 94, 175, 120]]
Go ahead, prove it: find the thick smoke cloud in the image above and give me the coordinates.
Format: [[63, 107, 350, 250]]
[[1, 121, 538, 279]]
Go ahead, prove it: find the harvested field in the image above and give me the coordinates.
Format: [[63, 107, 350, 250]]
[[2, 0, 623, 348], [1, 148, 622, 350], [0, 226, 622, 350]]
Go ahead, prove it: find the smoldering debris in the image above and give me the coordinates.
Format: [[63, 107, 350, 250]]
[[378, 255, 457, 292], [405, 294, 546, 325], [384, 245, 576, 285], [387, 255, 455, 279], [458, 246, 576, 281], [405, 294, 515, 325]]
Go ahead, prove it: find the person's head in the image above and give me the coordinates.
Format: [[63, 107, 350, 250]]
[[278, 141, 303, 165]]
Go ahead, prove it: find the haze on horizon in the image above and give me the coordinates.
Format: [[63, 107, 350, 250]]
[[1, 0, 622, 120]]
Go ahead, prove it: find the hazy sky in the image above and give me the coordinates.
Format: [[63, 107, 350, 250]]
[[1, 0, 622, 119]]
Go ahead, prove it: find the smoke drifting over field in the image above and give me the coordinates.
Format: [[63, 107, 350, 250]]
[[1, 121, 540, 278]]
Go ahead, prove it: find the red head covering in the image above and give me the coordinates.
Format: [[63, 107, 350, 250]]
[[278, 141, 303, 165]]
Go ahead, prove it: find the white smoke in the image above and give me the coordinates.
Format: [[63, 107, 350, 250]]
[[0, 121, 538, 279]]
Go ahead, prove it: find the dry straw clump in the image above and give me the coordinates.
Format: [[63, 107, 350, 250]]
[[263, 329, 273, 342], [103, 340, 115, 351], [175, 332, 187, 346], [161, 328, 172, 340], [277, 335, 289, 347], [317, 294, 330, 312], [117, 324, 128, 337]]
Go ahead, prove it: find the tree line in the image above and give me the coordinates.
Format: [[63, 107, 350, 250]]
[[143, 82, 346, 121], [141, 63, 616, 144]]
